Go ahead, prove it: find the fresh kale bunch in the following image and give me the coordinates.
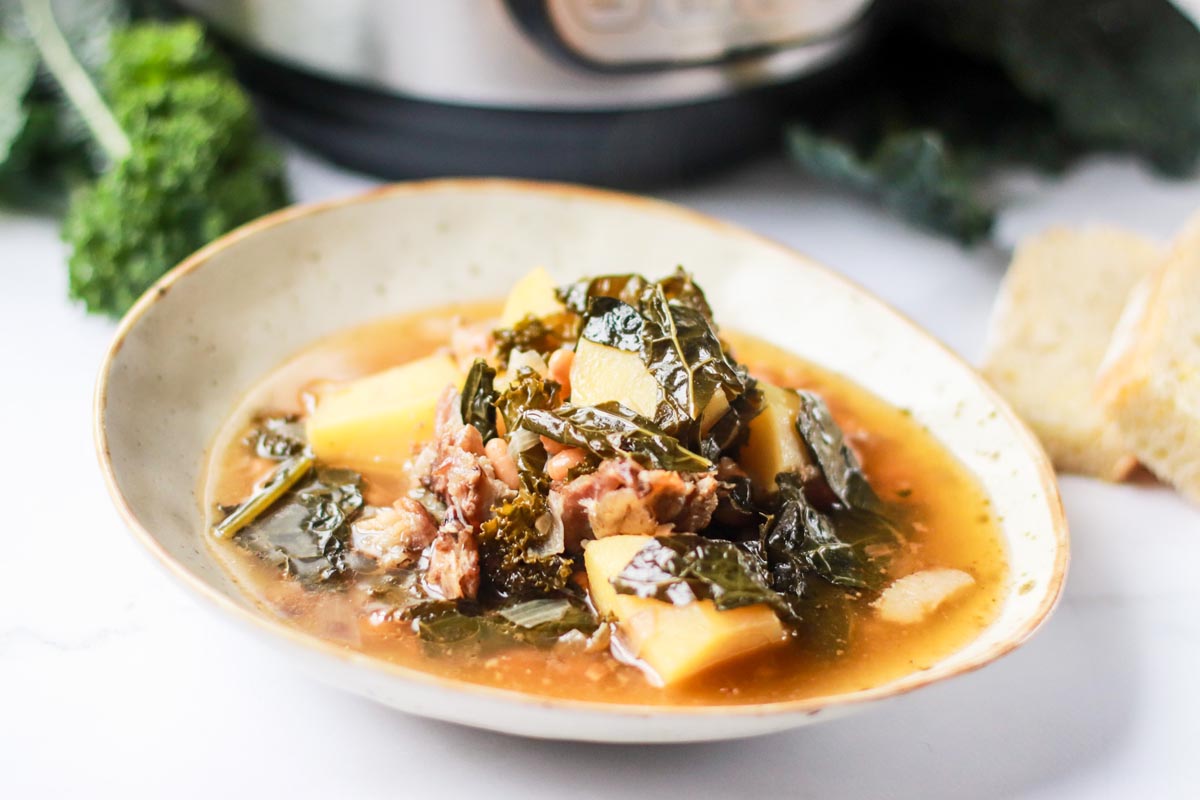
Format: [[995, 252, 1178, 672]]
[[0, 1, 289, 317], [786, 0, 1200, 244]]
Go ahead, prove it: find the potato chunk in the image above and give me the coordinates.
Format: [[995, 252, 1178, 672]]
[[570, 338, 660, 418], [585, 535, 785, 685], [740, 382, 812, 493], [305, 353, 461, 471], [500, 267, 564, 326], [873, 568, 975, 624]]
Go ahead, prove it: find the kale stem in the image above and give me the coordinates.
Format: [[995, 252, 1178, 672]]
[[20, 0, 131, 162]]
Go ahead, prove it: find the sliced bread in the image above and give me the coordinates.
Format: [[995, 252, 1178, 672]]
[[982, 227, 1163, 480], [1097, 213, 1200, 504]]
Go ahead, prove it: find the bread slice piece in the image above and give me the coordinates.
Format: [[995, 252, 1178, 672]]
[[982, 227, 1163, 480], [1097, 213, 1200, 503]]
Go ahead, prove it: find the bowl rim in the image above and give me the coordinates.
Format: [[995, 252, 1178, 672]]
[[94, 177, 1069, 720]]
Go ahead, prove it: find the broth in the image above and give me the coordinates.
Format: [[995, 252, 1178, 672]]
[[203, 303, 1007, 706]]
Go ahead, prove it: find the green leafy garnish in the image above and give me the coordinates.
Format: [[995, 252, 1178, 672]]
[[2, 5, 290, 316], [478, 488, 574, 599], [460, 358, 498, 442], [520, 401, 711, 472], [611, 533, 798, 621]]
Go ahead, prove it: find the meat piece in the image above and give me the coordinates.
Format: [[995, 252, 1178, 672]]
[[873, 568, 976, 624], [350, 497, 438, 569], [406, 387, 511, 600], [426, 516, 480, 600], [551, 458, 720, 550], [418, 388, 512, 528]]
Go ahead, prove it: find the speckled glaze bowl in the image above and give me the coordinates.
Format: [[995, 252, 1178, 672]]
[[95, 179, 1068, 742]]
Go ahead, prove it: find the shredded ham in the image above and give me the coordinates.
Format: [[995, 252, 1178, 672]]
[[550, 458, 719, 551], [350, 497, 438, 568], [407, 388, 514, 599]]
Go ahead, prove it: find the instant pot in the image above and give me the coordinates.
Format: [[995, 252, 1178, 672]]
[[176, 0, 877, 186]]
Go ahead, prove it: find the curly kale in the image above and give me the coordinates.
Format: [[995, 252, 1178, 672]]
[[492, 312, 578, 368], [478, 489, 573, 600], [5, 4, 289, 316]]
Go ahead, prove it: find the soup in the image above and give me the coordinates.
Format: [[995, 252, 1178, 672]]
[[203, 269, 1007, 706]]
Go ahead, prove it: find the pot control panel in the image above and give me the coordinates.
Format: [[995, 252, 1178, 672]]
[[507, 0, 873, 69]]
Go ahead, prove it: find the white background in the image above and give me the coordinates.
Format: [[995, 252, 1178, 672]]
[[2, 147, 1199, 798]]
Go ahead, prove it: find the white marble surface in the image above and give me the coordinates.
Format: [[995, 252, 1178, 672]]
[[2, 149, 1198, 798]]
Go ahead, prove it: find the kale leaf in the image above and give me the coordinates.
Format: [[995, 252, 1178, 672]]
[[785, 126, 995, 245], [249, 414, 307, 460], [495, 367, 562, 487], [610, 533, 798, 620], [3, 5, 290, 315], [784, 0, 1200, 243], [492, 312, 578, 368], [460, 358, 498, 442], [520, 401, 711, 472], [406, 596, 598, 650], [761, 473, 873, 591], [577, 280, 759, 453], [794, 390, 880, 512], [235, 467, 364, 586], [478, 488, 574, 599], [558, 266, 715, 322]]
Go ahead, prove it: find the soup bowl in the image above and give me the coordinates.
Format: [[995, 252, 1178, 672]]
[[95, 179, 1068, 742]]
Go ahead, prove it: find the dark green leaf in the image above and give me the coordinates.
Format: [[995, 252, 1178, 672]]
[[579, 296, 644, 352], [249, 414, 306, 460], [492, 312, 579, 368], [495, 368, 561, 436], [406, 596, 598, 651], [699, 373, 763, 462], [762, 473, 893, 592], [914, 0, 1200, 174], [460, 358, 498, 442], [520, 401, 711, 472], [234, 466, 364, 586], [557, 267, 715, 322], [786, 126, 994, 245], [611, 533, 796, 620], [794, 390, 880, 511], [478, 488, 573, 599], [494, 368, 561, 488], [579, 289, 750, 442], [783, 0, 1200, 243], [557, 272, 651, 317], [764, 474, 863, 589]]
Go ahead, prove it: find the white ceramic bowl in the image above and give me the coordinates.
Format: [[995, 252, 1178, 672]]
[[95, 179, 1068, 742]]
